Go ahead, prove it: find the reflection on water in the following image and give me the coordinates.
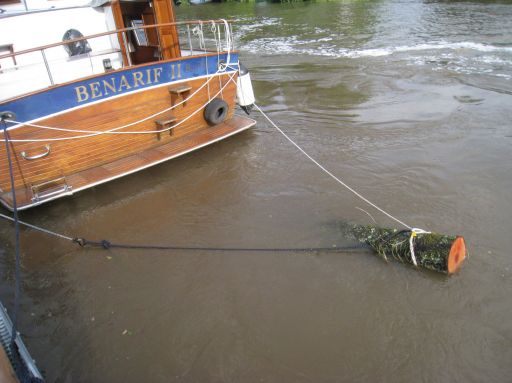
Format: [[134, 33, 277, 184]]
[[1, 0, 512, 381]]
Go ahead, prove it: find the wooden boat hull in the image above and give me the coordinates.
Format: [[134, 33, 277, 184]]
[[0, 53, 255, 210]]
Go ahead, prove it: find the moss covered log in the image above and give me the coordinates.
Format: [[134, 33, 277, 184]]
[[351, 225, 466, 274]]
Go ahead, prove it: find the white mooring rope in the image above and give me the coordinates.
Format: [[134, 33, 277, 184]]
[[0, 212, 74, 241], [253, 103, 414, 231], [408, 228, 432, 266], [2, 71, 237, 142]]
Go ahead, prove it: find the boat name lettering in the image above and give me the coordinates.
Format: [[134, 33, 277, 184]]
[[74, 67, 167, 103]]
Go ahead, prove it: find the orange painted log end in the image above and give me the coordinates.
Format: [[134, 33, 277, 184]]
[[447, 236, 466, 274]]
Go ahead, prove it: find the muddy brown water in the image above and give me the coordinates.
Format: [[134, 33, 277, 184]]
[[1, 1, 512, 382]]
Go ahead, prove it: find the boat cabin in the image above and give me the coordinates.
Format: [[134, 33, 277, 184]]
[[0, 0, 219, 101], [110, 0, 181, 65]]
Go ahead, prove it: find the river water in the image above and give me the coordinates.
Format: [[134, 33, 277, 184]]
[[1, 1, 512, 381]]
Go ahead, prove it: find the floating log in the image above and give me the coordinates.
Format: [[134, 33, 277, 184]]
[[351, 225, 466, 274]]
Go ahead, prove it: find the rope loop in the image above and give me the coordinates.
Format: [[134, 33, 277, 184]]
[[408, 228, 431, 267], [193, 22, 205, 50]]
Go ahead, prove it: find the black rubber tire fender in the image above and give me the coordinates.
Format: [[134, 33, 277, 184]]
[[204, 98, 228, 125]]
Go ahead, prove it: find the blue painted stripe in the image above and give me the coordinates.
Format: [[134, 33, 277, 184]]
[[1, 53, 238, 126]]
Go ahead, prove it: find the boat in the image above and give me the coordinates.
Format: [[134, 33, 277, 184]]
[[0, 0, 256, 211], [188, 0, 213, 5]]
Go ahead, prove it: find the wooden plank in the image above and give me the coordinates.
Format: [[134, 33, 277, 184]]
[[111, 0, 130, 67], [0, 115, 256, 210], [0, 346, 18, 383], [0, 73, 237, 191], [168, 84, 192, 94], [153, 0, 181, 59]]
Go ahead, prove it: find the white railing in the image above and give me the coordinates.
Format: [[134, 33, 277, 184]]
[[0, 19, 234, 102]]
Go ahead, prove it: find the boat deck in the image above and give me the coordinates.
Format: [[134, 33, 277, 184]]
[[0, 114, 256, 211]]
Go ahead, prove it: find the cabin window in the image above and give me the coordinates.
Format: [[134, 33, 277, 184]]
[[62, 29, 92, 57], [0, 0, 21, 4], [131, 20, 148, 46]]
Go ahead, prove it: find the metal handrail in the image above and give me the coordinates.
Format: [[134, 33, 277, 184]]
[[0, 19, 235, 61], [0, 18, 234, 92], [20, 144, 51, 160]]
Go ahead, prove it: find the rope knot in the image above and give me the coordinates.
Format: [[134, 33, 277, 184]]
[[101, 240, 111, 249], [409, 228, 431, 267], [73, 237, 86, 247]]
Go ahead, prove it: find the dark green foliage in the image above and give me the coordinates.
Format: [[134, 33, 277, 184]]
[[351, 225, 456, 273]]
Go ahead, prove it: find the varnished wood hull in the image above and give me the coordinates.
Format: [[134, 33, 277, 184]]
[[0, 54, 255, 210]]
